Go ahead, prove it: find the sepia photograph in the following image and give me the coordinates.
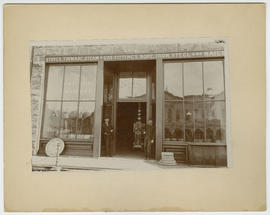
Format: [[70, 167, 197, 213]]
[[31, 38, 230, 171], [3, 3, 267, 213]]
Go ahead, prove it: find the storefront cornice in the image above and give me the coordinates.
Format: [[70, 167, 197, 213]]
[[45, 50, 224, 63]]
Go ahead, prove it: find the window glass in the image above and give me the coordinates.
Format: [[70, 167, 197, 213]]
[[59, 102, 78, 139], [184, 62, 203, 100], [46, 66, 64, 100], [77, 102, 95, 141], [164, 101, 184, 141], [164, 62, 183, 100], [163, 60, 226, 144], [204, 61, 225, 100], [194, 102, 204, 142], [42, 64, 97, 143], [133, 71, 146, 98], [205, 101, 226, 143], [63, 66, 80, 100], [80, 65, 97, 100], [119, 71, 132, 99], [42, 102, 61, 138], [184, 101, 193, 142]]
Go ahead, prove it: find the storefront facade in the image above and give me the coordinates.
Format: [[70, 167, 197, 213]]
[[31, 39, 229, 166]]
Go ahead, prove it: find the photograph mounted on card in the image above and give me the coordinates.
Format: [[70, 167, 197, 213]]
[[4, 3, 266, 212]]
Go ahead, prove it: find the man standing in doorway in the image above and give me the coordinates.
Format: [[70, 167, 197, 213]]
[[103, 118, 113, 157], [133, 117, 143, 149], [144, 120, 155, 160]]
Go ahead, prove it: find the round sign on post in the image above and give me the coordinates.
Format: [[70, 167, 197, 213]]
[[45, 138, 65, 157]]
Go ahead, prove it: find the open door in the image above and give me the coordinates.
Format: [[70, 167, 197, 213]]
[[103, 60, 156, 158]]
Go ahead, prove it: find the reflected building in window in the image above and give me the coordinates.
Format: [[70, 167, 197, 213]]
[[164, 60, 225, 145]]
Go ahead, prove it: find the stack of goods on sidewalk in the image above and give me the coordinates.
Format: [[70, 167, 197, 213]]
[[159, 152, 177, 165]]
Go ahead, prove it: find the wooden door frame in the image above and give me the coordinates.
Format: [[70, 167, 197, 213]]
[[93, 60, 104, 157], [155, 58, 163, 161], [111, 68, 153, 155], [112, 72, 118, 155]]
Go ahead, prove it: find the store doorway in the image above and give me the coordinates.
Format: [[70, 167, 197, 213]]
[[116, 102, 146, 158], [103, 60, 156, 158]]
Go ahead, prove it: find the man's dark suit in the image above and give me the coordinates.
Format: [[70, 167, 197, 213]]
[[144, 123, 155, 159], [103, 123, 113, 156]]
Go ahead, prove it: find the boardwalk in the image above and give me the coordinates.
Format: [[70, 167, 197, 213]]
[[32, 155, 191, 171]]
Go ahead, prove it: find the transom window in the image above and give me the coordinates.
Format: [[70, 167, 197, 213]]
[[42, 64, 97, 142], [118, 71, 146, 99], [164, 60, 226, 143]]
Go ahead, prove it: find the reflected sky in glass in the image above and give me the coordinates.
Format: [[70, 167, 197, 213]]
[[63, 66, 80, 100], [46, 66, 64, 100], [46, 64, 97, 101], [133, 71, 146, 98], [119, 72, 132, 99], [184, 62, 203, 99], [80, 65, 97, 100], [164, 62, 183, 99], [204, 61, 224, 100], [118, 71, 146, 99]]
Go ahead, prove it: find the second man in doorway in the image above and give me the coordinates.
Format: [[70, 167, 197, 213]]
[[144, 120, 155, 160], [103, 118, 114, 157]]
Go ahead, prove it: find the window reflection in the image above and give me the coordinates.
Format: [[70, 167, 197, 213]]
[[204, 61, 225, 100], [205, 101, 226, 143], [46, 66, 64, 100], [119, 72, 132, 99], [59, 102, 78, 139], [63, 66, 80, 100], [77, 102, 95, 141], [164, 101, 184, 141], [184, 62, 203, 100], [163, 60, 226, 144], [184, 102, 193, 142], [194, 102, 204, 141], [80, 65, 97, 100], [118, 71, 146, 99], [42, 102, 61, 138], [164, 62, 183, 99], [133, 72, 146, 98], [42, 64, 97, 142]]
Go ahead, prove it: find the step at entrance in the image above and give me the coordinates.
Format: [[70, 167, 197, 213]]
[[163, 144, 189, 163]]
